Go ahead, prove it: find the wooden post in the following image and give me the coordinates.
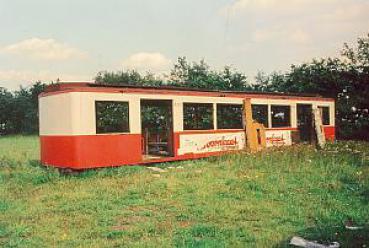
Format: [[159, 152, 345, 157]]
[[255, 122, 267, 149], [313, 108, 326, 149], [243, 99, 258, 152]]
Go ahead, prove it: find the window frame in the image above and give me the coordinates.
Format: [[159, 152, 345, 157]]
[[318, 106, 330, 126], [183, 102, 214, 130], [216, 103, 244, 130], [271, 105, 291, 128], [95, 100, 130, 134], [251, 104, 269, 128]]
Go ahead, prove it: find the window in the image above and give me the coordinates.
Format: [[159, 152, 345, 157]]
[[183, 103, 213, 130], [217, 104, 243, 129], [95, 101, 129, 133], [271, 105, 291, 127], [319, 106, 330, 125], [252, 104, 269, 128]]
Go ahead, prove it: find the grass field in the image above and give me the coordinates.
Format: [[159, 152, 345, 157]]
[[0, 136, 368, 247]]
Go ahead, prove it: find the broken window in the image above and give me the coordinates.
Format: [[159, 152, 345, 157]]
[[95, 101, 129, 133], [252, 104, 269, 128], [319, 106, 330, 125], [217, 104, 243, 129], [271, 105, 291, 128], [183, 103, 213, 130]]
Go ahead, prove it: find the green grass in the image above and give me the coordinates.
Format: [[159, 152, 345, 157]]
[[0, 136, 368, 247]]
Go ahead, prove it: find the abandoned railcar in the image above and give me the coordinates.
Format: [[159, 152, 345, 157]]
[[39, 83, 335, 169]]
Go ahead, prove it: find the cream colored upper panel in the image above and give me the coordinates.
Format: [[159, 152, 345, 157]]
[[39, 93, 74, 135], [39, 91, 335, 136]]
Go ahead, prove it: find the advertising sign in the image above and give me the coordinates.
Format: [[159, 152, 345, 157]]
[[265, 130, 292, 147], [178, 132, 246, 155]]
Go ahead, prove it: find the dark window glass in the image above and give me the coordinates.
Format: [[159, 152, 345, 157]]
[[271, 105, 291, 127], [252, 104, 268, 128], [217, 104, 243, 129], [95, 101, 129, 133], [319, 106, 330, 125], [183, 103, 213, 130]]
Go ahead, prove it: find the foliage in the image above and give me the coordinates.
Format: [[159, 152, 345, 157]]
[[95, 101, 129, 133], [1, 136, 368, 247], [95, 57, 252, 91], [169, 57, 252, 91], [95, 70, 163, 86], [0, 88, 13, 134], [256, 33, 369, 140], [141, 104, 171, 134], [0, 82, 46, 135]]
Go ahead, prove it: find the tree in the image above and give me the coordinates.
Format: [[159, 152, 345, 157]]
[[95, 57, 252, 91], [169, 57, 251, 91], [0, 82, 47, 135], [95, 70, 163, 87], [0, 88, 14, 134], [255, 33, 369, 140]]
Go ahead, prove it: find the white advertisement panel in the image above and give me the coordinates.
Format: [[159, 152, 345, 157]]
[[178, 132, 246, 155], [265, 130, 292, 147]]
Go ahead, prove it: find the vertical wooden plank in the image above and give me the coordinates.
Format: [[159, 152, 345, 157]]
[[258, 124, 267, 149], [313, 107, 326, 148], [243, 98, 258, 152]]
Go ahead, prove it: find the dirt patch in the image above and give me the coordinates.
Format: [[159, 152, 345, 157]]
[[111, 224, 130, 231], [118, 215, 149, 224], [112, 215, 151, 231], [178, 220, 193, 228]]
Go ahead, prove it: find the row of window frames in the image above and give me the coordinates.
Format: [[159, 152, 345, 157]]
[[95, 101, 330, 133], [183, 103, 288, 130], [184, 104, 330, 129]]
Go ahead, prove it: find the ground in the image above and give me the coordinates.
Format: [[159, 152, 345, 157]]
[[0, 136, 368, 247]]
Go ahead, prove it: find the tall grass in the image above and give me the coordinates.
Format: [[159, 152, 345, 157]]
[[0, 136, 368, 247]]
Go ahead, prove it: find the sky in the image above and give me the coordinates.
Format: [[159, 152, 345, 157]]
[[0, 0, 368, 90]]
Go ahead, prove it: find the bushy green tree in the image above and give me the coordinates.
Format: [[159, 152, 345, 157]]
[[95, 70, 163, 86], [169, 57, 251, 91], [0, 82, 46, 135], [0, 88, 14, 134], [95, 57, 252, 91], [256, 33, 369, 140]]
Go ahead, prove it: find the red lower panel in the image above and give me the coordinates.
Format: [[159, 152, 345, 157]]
[[40, 134, 142, 169], [324, 126, 335, 141], [41, 127, 336, 169]]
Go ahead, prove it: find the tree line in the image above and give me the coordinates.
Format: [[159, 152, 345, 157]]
[[0, 82, 46, 134], [1, 34, 368, 140]]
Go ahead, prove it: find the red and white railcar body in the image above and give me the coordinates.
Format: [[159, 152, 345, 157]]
[[39, 83, 335, 169]]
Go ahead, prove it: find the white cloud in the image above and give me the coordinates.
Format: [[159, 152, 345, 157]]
[[323, 1, 369, 22], [288, 29, 311, 44], [0, 70, 91, 90], [252, 28, 311, 44], [0, 38, 87, 61], [224, 0, 369, 57], [252, 29, 271, 43], [224, 0, 335, 14], [121, 52, 171, 72]]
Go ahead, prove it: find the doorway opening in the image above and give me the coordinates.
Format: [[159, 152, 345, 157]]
[[297, 104, 314, 143], [141, 100, 174, 160]]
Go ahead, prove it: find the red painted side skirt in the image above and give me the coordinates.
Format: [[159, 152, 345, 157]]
[[40, 134, 142, 169], [41, 127, 336, 169]]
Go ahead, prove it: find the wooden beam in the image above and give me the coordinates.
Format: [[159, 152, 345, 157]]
[[243, 98, 258, 152], [313, 107, 326, 148]]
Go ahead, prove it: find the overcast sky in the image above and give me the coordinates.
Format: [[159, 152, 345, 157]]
[[0, 0, 368, 90]]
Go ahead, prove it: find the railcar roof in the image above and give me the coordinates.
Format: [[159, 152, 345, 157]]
[[41, 82, 335, 101]]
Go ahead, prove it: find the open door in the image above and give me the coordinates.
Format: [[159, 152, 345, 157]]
[[141, 100, 174, 160], [297, 104, 313, 143]]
